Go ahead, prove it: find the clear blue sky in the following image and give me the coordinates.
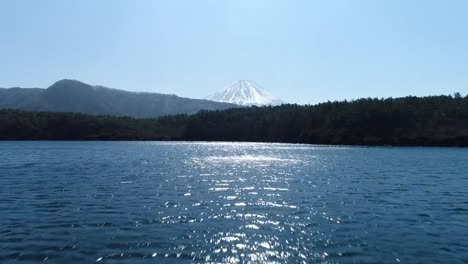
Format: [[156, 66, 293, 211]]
[[1, 0, 467, 104]]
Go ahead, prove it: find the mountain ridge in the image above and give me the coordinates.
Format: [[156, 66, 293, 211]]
[[0, 79, 238, 118]]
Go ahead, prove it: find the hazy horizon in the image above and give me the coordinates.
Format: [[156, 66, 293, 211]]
[[1, 0, 468, 104]]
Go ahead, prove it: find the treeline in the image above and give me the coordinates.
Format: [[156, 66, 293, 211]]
[[1, 94, 468, 146], [0, 110, 187, 140]]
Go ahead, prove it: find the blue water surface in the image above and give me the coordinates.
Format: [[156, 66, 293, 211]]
[[0, 141, 467, 263]]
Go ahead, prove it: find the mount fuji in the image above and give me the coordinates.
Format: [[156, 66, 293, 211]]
[[206, 80, 285, 106]]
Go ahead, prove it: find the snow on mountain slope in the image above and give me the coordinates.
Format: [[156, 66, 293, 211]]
[[206, 80, 284, 106]]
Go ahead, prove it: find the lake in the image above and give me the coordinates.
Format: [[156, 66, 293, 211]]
[[1, 142, 467, 263]]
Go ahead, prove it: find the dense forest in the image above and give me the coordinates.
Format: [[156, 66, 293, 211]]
[[1, 94, 468, 146]]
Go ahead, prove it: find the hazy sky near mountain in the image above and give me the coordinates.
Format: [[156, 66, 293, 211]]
[[1, 0, 467, 104]]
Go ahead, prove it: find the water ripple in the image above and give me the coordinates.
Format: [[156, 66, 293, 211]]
[[0, 142, 467, 263]]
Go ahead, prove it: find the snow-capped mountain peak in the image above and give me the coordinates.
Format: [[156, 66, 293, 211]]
[[206, 80, 284, 106]]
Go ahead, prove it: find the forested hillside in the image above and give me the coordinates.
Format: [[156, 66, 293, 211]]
[[1, 95, 468, 146]]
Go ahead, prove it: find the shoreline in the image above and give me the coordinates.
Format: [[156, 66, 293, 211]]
[[1, 139, 467, 148]]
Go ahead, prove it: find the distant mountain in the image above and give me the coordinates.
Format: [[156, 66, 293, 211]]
[[206, 80, 285, 106], [0, 79, 237, 118]]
